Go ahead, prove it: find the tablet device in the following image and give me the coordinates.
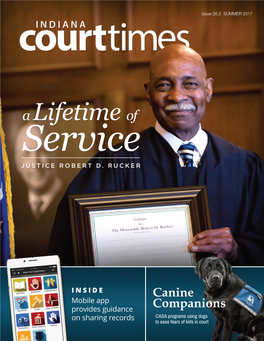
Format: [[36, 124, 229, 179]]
[[7, 255, 67, 341]]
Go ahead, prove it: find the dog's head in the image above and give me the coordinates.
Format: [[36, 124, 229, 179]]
[[195, 257, 232, 291]]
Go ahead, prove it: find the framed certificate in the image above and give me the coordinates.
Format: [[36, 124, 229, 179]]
[[69, 186, 212, 266]]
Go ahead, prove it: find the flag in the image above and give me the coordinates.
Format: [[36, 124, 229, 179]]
[[0, 102, 15, 265]]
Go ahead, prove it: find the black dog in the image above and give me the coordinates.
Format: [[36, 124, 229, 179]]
[[237, 315, 264, 341], [195, 257, 263, 341]]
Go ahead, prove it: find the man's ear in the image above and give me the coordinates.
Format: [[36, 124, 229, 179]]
[[144, 82, 151, 102], [206, 78, 214, 102]]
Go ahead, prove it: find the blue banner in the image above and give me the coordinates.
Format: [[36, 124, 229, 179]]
[[1, 266, 264, 341]]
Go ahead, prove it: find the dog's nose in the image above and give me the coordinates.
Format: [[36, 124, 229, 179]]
[[212, 274, 220, 280]]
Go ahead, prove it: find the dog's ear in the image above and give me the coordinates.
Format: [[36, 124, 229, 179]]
[[195, 258, 205, 279], [221, 258, 233, 277]]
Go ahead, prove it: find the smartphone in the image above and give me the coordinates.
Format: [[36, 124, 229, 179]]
[[7, 255, 67, 341]]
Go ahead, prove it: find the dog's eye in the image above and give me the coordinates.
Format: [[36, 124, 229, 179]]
[[216, 264, 223, 271], [205, 265, 211, 272]]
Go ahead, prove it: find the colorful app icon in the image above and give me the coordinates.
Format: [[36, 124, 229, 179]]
[[47, 311, 60, 324], [33, 329, 46, 341], [16, 313, 30, 327], [28, 277, 42, 291], [30, 294, 44, 309], [45, 293, 59, 307], [13, 278, 27, 292], [17, 330, 31, 341], [43, 276, 57, 289], [31, 312, 45, 326], [14, 296, 28, 310]]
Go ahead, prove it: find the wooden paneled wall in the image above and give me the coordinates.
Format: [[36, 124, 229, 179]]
[[2, 0, 264, 161]]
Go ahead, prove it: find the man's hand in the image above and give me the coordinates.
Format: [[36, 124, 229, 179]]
[[188, 227, 238, 262]]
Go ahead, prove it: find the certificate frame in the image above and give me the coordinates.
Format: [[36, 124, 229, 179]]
[[69, 186, 212, 266]]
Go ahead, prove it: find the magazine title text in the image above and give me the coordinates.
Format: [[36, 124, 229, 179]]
[[19, 21, 190, 51]]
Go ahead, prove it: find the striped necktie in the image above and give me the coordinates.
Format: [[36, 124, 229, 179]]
[[178, 142, 195, 167]]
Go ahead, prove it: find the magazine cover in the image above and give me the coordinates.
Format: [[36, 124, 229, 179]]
[[1, 0, 264, 340]]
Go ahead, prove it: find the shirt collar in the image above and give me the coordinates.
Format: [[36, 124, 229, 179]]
[[155, 121, 208, 157], [28, 176, 63, 214]]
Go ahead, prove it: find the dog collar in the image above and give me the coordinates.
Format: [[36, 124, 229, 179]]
[[233, 285, 263, 316]]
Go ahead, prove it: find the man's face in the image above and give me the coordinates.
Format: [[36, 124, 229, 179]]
[[145, 54, 213, 140], [15, 125, 57, 195]]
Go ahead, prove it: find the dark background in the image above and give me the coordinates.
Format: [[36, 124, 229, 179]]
[[1, 0, 264, 256]]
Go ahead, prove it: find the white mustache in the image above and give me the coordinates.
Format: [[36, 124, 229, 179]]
[[165, 103, 196, 111]]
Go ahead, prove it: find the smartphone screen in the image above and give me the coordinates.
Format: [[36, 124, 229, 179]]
[[7, 255, 67, 341]]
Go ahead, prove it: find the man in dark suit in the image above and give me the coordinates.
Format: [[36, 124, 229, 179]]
[[48, 44, 264, 265], [14, 123, 64, 257]]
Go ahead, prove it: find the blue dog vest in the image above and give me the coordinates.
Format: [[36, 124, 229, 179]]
[[233, 285, 263, 316]]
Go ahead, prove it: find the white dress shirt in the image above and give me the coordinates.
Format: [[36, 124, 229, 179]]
[[155, 121, 208, 168]]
